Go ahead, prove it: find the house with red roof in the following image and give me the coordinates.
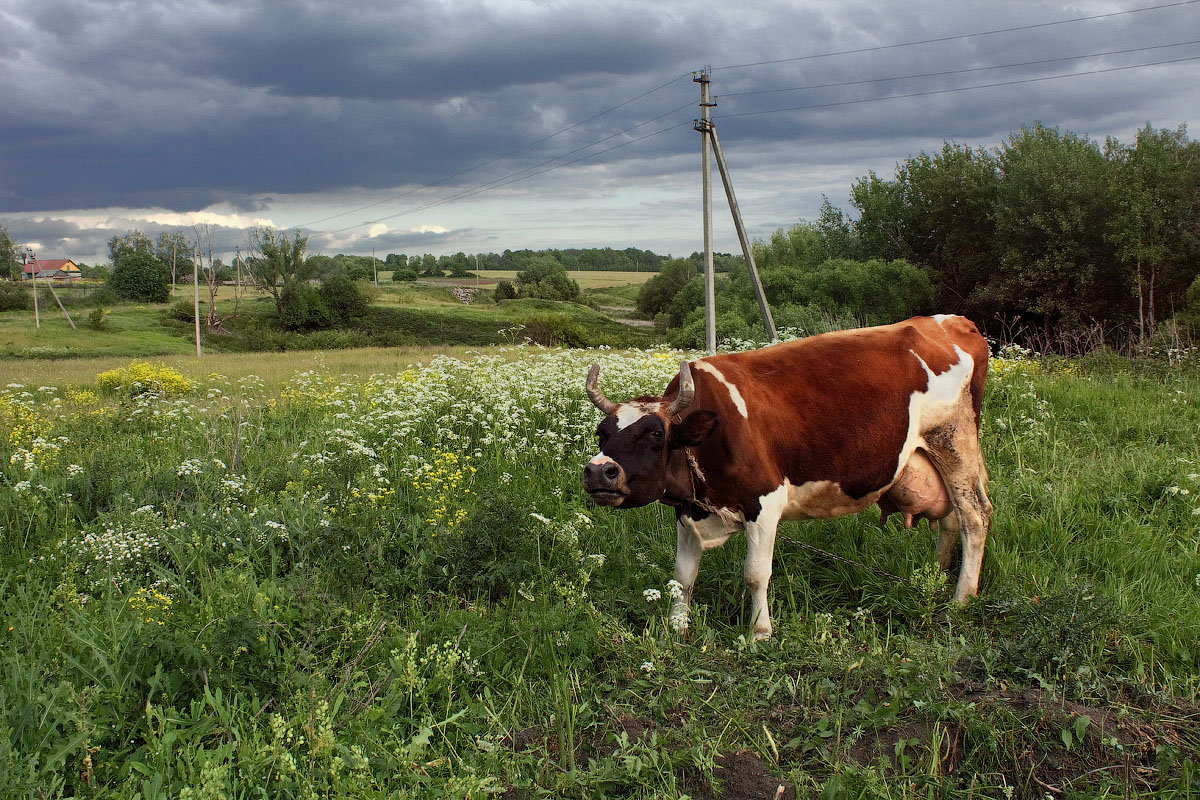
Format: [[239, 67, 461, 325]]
[[21, 259, 81, 280]]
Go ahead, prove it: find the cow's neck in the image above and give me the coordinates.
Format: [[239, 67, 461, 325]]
[[660, 448, 704, 509]]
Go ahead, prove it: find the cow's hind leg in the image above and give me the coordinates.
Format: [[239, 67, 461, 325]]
[[934, 513, 960, 571], [926, 428, 992, 604]]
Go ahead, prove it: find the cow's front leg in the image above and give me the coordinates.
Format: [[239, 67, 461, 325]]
[[670, 517, 703, 634], [744, 495, 784, 640], [673, 510, 739, 635]]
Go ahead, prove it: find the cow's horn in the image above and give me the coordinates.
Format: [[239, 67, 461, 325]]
[[585, 363, 619, 415], [667, 360, 694, 416]]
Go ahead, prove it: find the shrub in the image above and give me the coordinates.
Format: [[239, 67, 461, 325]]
[[96, 361, 193, 397], [318, 275, 369, 325], [493, 280, 517, 302], [108, 252, 170, 303], [0, 281, 31, 311], [278, 281, 332, 331], [514, 312, 590, 347], [86, 307, 108, 330], [391, 267, 418, 282], [516, 257, 580, 301], [167, 300, 196, 322]]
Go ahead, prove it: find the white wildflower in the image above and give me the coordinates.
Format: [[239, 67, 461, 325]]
[[643, 588, 662, 602]]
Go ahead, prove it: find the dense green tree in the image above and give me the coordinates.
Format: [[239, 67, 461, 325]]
[[991, 123, 1123, 330], [319, 275, 369, 325], [1106, 124, 1200, 339], [493, 280, 517, 301], [108, 230, 155, 264], [154, 231, 194, 283], [384, 253, 408, 268], [516, 257, 579, 301], [247, 228, 313, 314], [109, 251, 171, 302], [0, 226, 18, 281], [420, 254, 441, 277], [751, 222, 829, 272], [277, 281, 332, 331], [636, 258, 696, 317]]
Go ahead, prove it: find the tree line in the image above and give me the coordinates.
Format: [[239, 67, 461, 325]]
[[640, 122, 1200, 350]]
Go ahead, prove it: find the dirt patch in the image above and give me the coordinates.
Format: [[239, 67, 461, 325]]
[[678, 751, 795, 800]]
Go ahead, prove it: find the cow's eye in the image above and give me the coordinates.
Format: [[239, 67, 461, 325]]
[[650, 429, 664, 441]]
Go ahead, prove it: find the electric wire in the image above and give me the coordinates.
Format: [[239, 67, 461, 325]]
[[294, 72, 695, 230], [720, 40, 1200, 98], [711, 0, 1200, 71], [715, 55, 1200, 120], [148, 0, 1199, 253]]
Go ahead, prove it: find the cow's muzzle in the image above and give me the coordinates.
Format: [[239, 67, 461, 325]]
[[582, 457, 628, 506]]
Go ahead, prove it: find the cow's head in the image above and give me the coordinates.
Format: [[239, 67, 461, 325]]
[[582, 361, 719, 508]]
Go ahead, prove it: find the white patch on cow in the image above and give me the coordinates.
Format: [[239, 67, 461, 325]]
[[771, 478, 878, 521], [694, 361, 748, 418], [886, 343, 975, 487], [615, 402, 659, 430], [680, 509, 742, 551], [588, 453, 614, 466], [910, 345, 973, 426], [932, 313, 955, 325]]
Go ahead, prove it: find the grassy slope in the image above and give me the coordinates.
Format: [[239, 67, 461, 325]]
[[0, 349, 1196, 798], [0, 277, 655, 365]]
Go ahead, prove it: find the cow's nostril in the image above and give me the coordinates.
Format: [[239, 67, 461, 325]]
[[604, 465, 620, 481]]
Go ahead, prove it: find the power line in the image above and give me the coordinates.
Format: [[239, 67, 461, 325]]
[[293, 72, 695, 230], [715, 55, 1200, 120], [313, 119, 693, 237], [712, 0, 1200, 71], [721, 40, 1200, 98], [187, 1, 1200, 253]]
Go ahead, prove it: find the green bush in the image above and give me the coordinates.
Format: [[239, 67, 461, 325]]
[[167, 300, 196, 322], [516, 257, 580, 301], [86, 307, 108, 330], [108, 252, 171, 303], [318, 275, 369, 325], [514, 312, 590, 347], [0, 281, 31, 311], [390, 267, 418, 282], [278, 281, 332, 331], [493, 280, 517, 302]]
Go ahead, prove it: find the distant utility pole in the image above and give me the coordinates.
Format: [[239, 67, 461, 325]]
[[373, 247, 378, 287], [24, 249, 40, 329], [694, 68, 776, 352]]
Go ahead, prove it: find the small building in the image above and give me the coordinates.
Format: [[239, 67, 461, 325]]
[[21, 259, 81, 280]]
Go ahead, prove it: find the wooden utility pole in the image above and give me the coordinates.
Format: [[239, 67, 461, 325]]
[[25, 250, 40, 329], [695, 69, 717, 355], [694, 68, 777, 349], [709, 124, 776, 342], [373, 247, 378, 287], [43, 280, 76, 329]]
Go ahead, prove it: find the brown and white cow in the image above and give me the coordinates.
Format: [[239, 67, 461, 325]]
[[582, 315, 992, 639]]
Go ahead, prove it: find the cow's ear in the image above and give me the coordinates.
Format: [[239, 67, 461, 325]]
[[671, 411, 719, 448]]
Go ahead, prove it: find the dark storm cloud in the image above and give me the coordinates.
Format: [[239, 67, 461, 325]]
[[1, 0, 1198, 260]]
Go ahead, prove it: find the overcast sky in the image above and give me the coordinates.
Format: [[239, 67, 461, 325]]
[[2, 0, 1198, 265]]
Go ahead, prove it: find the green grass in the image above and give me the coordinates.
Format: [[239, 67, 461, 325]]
[[0, 348, 1197, 798], [0, 280, 655, 363]]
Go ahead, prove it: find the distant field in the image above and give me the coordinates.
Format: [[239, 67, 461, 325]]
[[415, 269, 656, 289]]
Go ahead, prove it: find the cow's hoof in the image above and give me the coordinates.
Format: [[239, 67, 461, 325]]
[[753, 628, 772, 641]]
